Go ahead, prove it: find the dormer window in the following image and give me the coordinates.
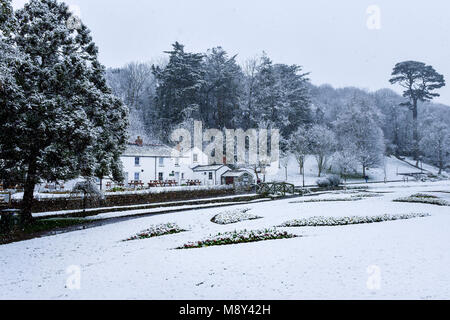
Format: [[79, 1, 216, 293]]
[[193, 154, 198, 163]]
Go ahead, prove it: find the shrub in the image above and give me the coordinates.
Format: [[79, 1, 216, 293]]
[[211, 208, 261, 225], [124, 223, 185, 241], [178, 228, 298, 249], [316, 175, 341, 188], [279, 213, 430, 227]]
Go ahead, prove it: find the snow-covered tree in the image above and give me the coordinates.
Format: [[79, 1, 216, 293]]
[[307, 125, 336, 177], [333, 144, 359, 184], [152, 42, 205, 140], [288, 127, 309, 175], [250, 54, 311, 137], [0, 0, 128, 224], [389, 61, 446, 164], [334, 96, 385, 177], [200, 47, 243, 129], [420, 114, 450, 174]]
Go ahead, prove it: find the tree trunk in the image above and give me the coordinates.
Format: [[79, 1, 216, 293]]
[[21, 159, 38, 225], [363, 166, 366, 178], [317, 156, 323, 177], [412, 99, 419, 165]]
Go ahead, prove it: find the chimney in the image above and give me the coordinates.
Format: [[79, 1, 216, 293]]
[[135, 136, 143, 147]]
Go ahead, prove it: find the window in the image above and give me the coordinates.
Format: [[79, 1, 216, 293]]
[[209, 172, 213, 180], [159, 158, 164, 167], [134, 172, 140, 181], [193, 154, 198, 163], [175, 158, 180, 167], [181, 173, 185, 179], [158, 172, 163, 181], [135, 157, 140, 166]]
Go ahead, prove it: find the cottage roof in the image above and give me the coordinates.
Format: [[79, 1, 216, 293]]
[[222, 170, 250, 178], [192, 165, 227, 172], [123, 144, 177, 158]]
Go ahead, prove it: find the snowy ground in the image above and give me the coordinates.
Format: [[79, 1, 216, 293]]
[[265, 155, 447, 185], [1, 181, 450, 300]]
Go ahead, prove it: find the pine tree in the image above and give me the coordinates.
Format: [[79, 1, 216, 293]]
[[152, 42, 204, 140], [389, 61, 445, 163], [200, 47, 243, 129], [1, 0, 128, 224]]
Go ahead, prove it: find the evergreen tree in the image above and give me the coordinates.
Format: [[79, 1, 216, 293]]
[[152, 42, 204, 140], [389, 61, 445, 163], [0, 0, 128, 224], [200, 47, 243, 129]]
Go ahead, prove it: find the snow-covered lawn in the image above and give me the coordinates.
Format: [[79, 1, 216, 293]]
[[1, 181, 449, 299], [265, 155, 447, 185]]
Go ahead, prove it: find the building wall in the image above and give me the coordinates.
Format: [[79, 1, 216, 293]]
[[121, 156, 195, 186]]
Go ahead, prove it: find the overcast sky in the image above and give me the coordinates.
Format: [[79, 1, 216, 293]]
[[12, 0, 450, 105]]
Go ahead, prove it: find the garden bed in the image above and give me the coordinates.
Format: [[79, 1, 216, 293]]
[[211, 208, 262, 225], [124, 223, 185, 241], [178, 228, 298, 249], [278, 213, 430, 228], [394, 194, 449, 206]]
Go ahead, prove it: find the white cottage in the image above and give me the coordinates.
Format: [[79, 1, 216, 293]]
[[192, 165, 231, 186], [120, 137, 189, 186]]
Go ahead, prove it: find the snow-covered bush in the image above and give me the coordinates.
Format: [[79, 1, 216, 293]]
[[316, 178, 331, 188], [290, 197, 362, 204], [124, 223, 185, 241], [394, 195, 449, 206], [211, 208, 261, 225], [410, 193, 438, 199], [279, 213, 430, 227], [178, 228, 298, 249], [327, 174, 342, 187], [316, 175, 341, 188], [71, 180, 104, 200]]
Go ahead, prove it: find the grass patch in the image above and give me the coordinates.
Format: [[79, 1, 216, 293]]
[[22, 218, 93, 234], [124, 223, 185, 241], [211, 208, 262, 225], [178, 228, 298, 249], [279, 213, 430, 227], [1, 218, 93, 245]]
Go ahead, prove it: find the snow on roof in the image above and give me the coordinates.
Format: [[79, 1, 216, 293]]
[[192, 165, 227, 172], [123, 144, 176, 157], [222, 170, 250, 178]]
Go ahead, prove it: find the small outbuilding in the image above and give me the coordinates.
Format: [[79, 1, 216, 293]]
[[192, 165, 231, 186], [221, 170, 254, 186]]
